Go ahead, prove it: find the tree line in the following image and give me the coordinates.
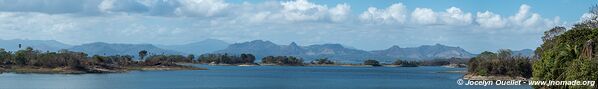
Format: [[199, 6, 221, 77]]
[[0, 47, 197, 73], [467, 49, 532, 78], [197, 53, 256, 65], [531, 5, 598, 88]]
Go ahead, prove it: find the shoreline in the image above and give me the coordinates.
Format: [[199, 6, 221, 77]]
[[0, 65, 206, 74], [462, 73, 529, 81]]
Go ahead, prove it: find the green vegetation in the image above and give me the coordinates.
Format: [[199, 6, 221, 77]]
[[393, 59, 418, 67], [363, 59, 381, 66], [310, 58, 334, 64], [418, 57, 468, 66], [261, 56, 304, 66], [0, 47, 203, 74], [197, 53, 256, 65], [467, 49, 532, 78], [531, 6, 598, 88]]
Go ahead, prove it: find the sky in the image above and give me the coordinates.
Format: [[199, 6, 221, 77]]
[[0, 0, 596, 53]]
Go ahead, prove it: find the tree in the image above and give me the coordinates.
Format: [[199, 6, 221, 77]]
[[0, 48, 10, 64], [187, 54, 195, 63], [542, 26, 566, 42], [363, 59, 381, 66], [261, 56, 303, 66], [312, 58, 334, 64], [138, 50, 148, 60], [393, 59, 418, 67]]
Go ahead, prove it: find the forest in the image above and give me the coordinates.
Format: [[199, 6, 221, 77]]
[[0, 47, 202, 74], [463, 5, 598, 89], [197, 53, 256, 65], [467, 49, 532, 78], [261, 56, 304, 66], [531, 13, 598, 89]]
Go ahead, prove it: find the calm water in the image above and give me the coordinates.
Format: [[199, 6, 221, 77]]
[[0, 65, 531, 89]]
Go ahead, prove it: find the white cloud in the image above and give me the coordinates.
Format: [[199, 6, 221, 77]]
[[359, 3, 408, 24], [98, 0, 149, 14], [329, 3, 350, 22], [174, 0, 229, 17], [439, 7, 472, 25], [474, 4, 561, 30], [277, 0, 327, 21], [411, 8, 437, 24], [476, 11, 506, 28], [0, 0, 574, 52], [580, 13, 596, 22]]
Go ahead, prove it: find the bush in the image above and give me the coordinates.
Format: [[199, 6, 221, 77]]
[[467, 50, 532, 78], [363, 59, 381, 66], [198, 53, 255, 64], [311, 58, 334, 64], [261, 56, 303, 66]]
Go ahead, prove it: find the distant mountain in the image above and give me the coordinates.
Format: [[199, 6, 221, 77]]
[[0, 39, 71, 51], [69, 42, 182, 58], [157, 39, 229, 55], [512, 49, 534, 57], [371, 44, 475, 60], [214, 40, 393, 63]]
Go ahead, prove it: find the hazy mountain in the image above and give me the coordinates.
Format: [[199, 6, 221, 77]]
[[371, 44, 475, 60], [157, 39, 229, 55], [512, 49, 534, 57], [214, 40, 393, 63], [0, 39, 71, 51], [69, 42, 182, 58]]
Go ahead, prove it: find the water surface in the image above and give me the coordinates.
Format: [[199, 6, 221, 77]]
[[0, 65, 531, 89]]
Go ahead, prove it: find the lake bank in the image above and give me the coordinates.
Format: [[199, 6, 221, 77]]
[[0, 65, 206, 74], [462, 73, 529, 81]]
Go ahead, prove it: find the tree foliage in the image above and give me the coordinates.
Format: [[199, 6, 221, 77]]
[[363, 59, 381, 66], [0, 47, 196, 72], [393, 59, 418, 67], [467, 49, 532, 78], [533, 17, 598, 88], [198, 53, 255, 64], [261, 56, 303, 66], [311, 58, 334, 64]]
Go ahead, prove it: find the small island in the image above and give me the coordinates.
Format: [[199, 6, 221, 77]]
[[0, 47, 204, 74], [464, 50, 531, 80]]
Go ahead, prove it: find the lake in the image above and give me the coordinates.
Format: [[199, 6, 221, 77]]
[[0, 65, 531, 89]]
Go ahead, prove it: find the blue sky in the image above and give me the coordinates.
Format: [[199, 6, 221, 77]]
[[0, 0, 595, 53]]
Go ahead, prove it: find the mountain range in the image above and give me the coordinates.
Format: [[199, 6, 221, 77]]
[[0, 39, 71, 51], [69, 42, 182, 57], [157, 39, 229, 55], [214, 40, 480, 63], [214, 40, 393, 63], [0, 39, 535, 62], [371, 44, 476, 60]]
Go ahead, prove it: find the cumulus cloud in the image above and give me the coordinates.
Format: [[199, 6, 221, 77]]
[[277, 0, 327, 21], [474, 4, 561, 30], [359, 3, 408, 24], [329, 3, 350, 22], [98, 0, 149, 14], [174, 0, 229, 17], [476, 11, 506, 28], [0, 0, 574, 52], [439, 7, 472, 25], [411, 8, 437, 25]]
